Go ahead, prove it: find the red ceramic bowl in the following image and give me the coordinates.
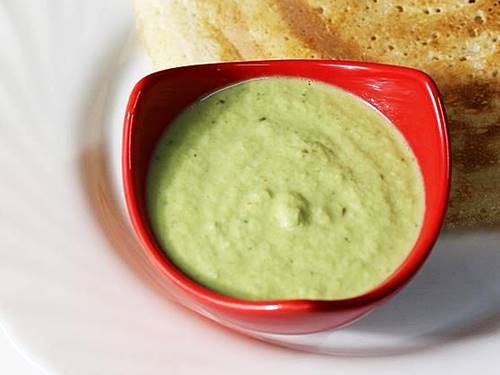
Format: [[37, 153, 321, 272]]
[[122, 60, 450, 335]]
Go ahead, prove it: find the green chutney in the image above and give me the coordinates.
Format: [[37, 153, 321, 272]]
[[147, 77, 424, 301]]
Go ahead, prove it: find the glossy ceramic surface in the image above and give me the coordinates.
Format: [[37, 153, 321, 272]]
[[1, 1, 500, 373], [123, 60, 450, 334]]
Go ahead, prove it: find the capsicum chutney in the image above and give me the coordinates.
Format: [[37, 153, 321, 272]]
[[146, 77, 424, 301]]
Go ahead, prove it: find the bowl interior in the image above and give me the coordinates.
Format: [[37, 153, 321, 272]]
[[123, 60, 449, 309]]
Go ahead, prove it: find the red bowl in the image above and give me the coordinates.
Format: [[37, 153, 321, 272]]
[[122, 60, 450, 335]]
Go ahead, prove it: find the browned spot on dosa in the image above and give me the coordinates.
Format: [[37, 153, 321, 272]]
[[276, 0, 363, 60], [446, 83, 498, 112]]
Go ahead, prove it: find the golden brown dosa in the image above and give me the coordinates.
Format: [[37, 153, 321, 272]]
[[133, 0, 500, 228]]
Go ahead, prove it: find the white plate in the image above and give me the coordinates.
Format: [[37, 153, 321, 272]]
[[0, 327, 41, 374], [1, 1, 499, 374]]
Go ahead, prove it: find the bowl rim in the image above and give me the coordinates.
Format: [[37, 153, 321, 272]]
[[122, 59, 451, 315]]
